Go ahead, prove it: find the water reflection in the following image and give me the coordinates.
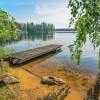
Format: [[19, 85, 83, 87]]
[[27, 34, 54, 41], [5, 32, 55, 46], [4, 33, 99, 74]]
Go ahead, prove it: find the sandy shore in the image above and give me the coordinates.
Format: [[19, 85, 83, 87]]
[[9, 57, 97, 100]]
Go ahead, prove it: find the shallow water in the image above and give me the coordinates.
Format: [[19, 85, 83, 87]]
[[5, 33, 99, 74]]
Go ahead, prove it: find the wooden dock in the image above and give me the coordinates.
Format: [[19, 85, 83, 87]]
[[9, 44, 62, 65]]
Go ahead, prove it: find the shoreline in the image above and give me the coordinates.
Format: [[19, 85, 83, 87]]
[[9, 59, 97, 100]]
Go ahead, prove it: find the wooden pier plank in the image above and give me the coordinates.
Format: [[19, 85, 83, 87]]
[[10, 44, 62, 65]]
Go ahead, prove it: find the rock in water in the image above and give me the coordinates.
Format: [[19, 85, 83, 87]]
[[49, 76, 66, 84], [41, 77, 57, 85], [41, 76, 66, 85], [43, 85, 70, 100], [3, 76, 20, 84]]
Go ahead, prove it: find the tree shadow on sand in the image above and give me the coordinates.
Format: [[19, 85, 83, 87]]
[[85, 72, 100, 100]]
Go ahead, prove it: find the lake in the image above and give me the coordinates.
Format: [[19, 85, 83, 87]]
[[5, 32, 99, 75]]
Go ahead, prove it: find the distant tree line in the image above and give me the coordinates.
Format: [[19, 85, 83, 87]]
[[55, 28, 76, 31], [15, 22, 55, 35], [55, 28, 77, 33]]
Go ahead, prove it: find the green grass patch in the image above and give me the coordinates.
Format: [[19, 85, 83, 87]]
[[0, 85, 16, 100], [0, 61, 17, 100]]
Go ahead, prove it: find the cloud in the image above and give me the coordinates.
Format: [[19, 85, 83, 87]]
[[16, 0, 73, 28], [34, 2, 72, 28], [35, 4, 59, 15]]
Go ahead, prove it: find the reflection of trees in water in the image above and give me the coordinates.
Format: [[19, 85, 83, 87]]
[[85, 72, 100, 100], [4, 32, 55, 45], [27, 32, 54, 41]]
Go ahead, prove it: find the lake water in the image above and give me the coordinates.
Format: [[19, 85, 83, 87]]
[[5, 33, 99, 75]]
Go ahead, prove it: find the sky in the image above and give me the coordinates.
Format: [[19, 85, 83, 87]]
[[0, 0, 72, 28]]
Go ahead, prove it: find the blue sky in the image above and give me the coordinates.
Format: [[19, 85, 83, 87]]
[[0, 0, 72, 28]]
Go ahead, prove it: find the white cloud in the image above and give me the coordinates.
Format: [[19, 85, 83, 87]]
[[34, 2, 72, 28], [17, 0, 73, 28]]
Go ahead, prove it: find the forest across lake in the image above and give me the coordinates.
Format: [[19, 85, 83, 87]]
[[55, 28, 77, 33]]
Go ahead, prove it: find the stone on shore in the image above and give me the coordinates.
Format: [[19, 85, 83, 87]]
[[41, 76, 66, 85], [3, 76, 21, 84]]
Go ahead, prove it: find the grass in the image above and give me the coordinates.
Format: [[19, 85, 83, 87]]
[[0, 85, 16, 100], [0, 61, 17, 100], [0, 61, 10, 76]]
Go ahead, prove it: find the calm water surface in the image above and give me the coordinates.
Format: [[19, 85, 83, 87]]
[[5, 33, 99, 74]]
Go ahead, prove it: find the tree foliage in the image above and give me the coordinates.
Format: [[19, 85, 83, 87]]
[[0, 47, 15, 59], [0, 9, 17, 59], [0, 9, 17, 43], [68, 0, 100, 68]]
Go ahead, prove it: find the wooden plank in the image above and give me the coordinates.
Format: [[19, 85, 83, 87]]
[[10, 44, 62, 65]]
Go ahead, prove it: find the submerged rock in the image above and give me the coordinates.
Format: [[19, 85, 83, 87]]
[[43, 85, 70, 100], [3, 76, 20, 84], [43, 93, 58, 100], [41, 77, 56, 85], [41, 76, 66, 85]]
